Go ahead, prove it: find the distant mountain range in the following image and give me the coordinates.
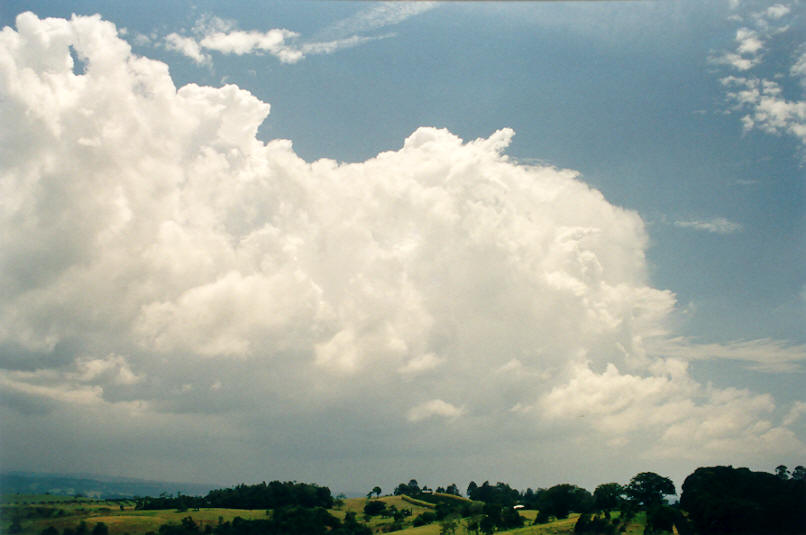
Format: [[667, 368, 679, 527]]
[[0, 471, 221, 498]]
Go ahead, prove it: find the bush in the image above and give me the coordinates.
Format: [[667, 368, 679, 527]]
[[413, 512, 437, 526], [363, 500, 386, 516], [534, 510, 551, 524]]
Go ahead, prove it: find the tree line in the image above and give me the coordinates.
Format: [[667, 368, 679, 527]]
[[32, 464, 805, 535], [134, 481, 333, 511]]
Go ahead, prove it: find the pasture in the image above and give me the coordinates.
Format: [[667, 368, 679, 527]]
[[1, 494, 650, 535]]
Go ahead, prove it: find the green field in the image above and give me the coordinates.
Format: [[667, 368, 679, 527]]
[[1, 494, 650, 535]]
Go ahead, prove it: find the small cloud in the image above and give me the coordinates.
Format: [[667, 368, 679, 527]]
[[397, 353, 443, 377], [407, 399, 463, 422], [165, 33, 210, 65], [496, 359, 524, 374], [650, 336, 806, 373], [163, 4, 439, 68], [132, 33, 153, 46], [762, 4, 791, 21], [710, 51, 759, 71], [673, 217, 742, 234], [301, 34, 389, 56], [735, 28, 764, 55], [199, 28, 303, 63], [783, 401, 806, 426], [71, 354, 143, 386]]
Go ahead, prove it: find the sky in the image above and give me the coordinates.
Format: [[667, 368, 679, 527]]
[[0, 0, 804, 496]]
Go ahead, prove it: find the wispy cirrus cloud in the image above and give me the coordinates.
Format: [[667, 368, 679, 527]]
[[649, 336, 806, 373], [314, 1, 437, 41], [673, 217, 742, 234], [162, 2, 438, 65]]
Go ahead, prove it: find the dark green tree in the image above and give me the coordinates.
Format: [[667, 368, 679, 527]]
[[439, 515, 459, 535], [363, 501, 386, 516], [593, 483, 624, 512], [91, 523, 109, 535], [479, 515, 495, 535], [624, 473, 675, 507], [372, 486, 382, 498], [792, 465, 806, 481], [681, 465, 806, 534], [413, 512, 437, 526], [775, 464, 790, 479], [536, 484, 593, 519]]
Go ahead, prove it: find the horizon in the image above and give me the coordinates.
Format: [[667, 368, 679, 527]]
[[0, 1, 804, 495]]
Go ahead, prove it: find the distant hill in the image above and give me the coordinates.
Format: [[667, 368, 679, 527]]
[[0, 471, 220, 498]]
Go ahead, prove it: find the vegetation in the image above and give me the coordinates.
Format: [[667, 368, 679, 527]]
[[3, 465, 804, 535], [680, 465, 806, 534], [135, 481, 333, 511]]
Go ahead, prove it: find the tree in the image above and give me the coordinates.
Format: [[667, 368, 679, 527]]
[[91, 523, 109, 535], [681, 465, 806, 535], [372, 486, 382, 498], [439, 515, 459, 535], [593, 483, 624, 512], [464, 515, 482, 535], [624, 472, 675, 507], [413, 512, 437, 527], [467, 481, 478, 499], [536, 484, 593, 519], [394, 479, 420, 496], [479, 515, 495, 535], [775, 464, 790, 479], [363, 501, 386, 516], [792, 465, 806, 481]]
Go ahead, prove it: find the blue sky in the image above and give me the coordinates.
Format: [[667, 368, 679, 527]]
[[0, 1, 804, 494]]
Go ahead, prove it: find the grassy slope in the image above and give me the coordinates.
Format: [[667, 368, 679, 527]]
[[3, 495, 650, 535]]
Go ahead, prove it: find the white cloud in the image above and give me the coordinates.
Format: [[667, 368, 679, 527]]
[[1, 12, 803, 482], [649, 337, 806, 373], [538, 361, 803, 459], [316, 1, 437, 40], [783, 401, 806, 426], [163, 3, 438, 66], [713, 2, 806, 151], [199, 28, 303, 63], [0, 354, 146, 413], [397, 353, 444, 377], [71, 354, 143, 385], [764, 4, 791, 20], [673, 217, 742, 234], [735, 28, 763, 55], [407, 399, 463, 422], [300, 34, 387, 56], [165, 32, 210, 65]]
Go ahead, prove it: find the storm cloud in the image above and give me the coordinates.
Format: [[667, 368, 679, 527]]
[[1, 12, 803, 490]]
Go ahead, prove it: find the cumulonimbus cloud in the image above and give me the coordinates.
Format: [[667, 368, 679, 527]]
[[0, 12, 803, 476]]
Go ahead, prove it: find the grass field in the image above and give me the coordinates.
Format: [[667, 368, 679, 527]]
[[1, 494, 651, 535]]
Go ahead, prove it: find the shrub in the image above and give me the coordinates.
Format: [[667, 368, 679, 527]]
[[413, 512, 437, 526]]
